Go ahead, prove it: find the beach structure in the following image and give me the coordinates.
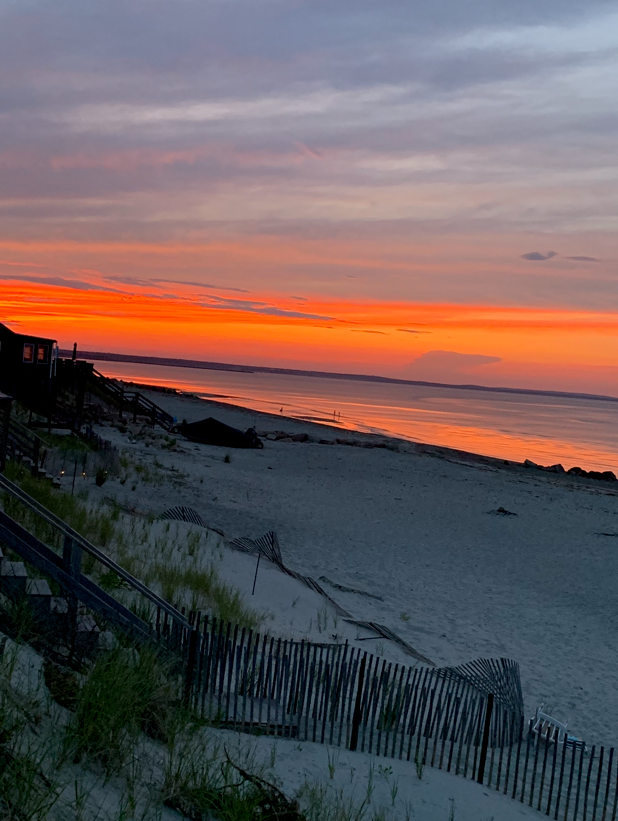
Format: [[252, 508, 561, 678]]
[[0, 322, 58, 412], [181, 416, 264, 448]]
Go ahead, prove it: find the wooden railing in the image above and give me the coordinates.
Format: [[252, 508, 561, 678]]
[[0, 473, 189, 643], [90, 369, 175, 430], [6, 418, 46, 473]]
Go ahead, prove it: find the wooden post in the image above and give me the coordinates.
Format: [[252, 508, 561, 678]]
[[119, 388, 124, 420], [133, 393, 138, 423], [252, 554, 261, 595], [63, 534, 82, 650], [33, 437, 40, 474], [477, 694, 494, 784], [63, 533, 82, 578], [0, 394, 11, 473], [349, 654, 367, 751], [184, 626, 199, 706]]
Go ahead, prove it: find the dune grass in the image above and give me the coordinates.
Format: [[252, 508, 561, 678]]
[[2, 460, 263, 631]]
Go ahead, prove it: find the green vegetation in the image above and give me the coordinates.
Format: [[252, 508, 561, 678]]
[[0, 636, 419, 821], [1, 459, 263, 630], [64, 647, 179, 773]]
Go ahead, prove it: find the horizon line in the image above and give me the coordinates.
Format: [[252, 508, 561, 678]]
[[62, 348, 618, 405]]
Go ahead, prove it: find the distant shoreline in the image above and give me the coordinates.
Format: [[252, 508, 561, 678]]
[[63, 349, 618, 405]]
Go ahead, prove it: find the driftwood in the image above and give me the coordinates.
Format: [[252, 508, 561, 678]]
[[164, 749, 305, 821], [224, 749, 305, 820]]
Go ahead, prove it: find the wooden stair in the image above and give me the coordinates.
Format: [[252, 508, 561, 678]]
[[0, 545, 102, 656]]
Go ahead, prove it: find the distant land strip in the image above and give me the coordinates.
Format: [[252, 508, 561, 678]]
[[61, 349, 618, 404]]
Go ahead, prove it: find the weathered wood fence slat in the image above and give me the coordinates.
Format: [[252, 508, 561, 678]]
[[162, 614, 615, 821]]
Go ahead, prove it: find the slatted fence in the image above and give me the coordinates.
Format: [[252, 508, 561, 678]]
[[1, 470, 614, 820], [156, 613, 617, 821]]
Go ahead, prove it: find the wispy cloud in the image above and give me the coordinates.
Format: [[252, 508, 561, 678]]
[[397, 328, 431, 334], [152, 278, 250, 293], [350, 329, 389, 334], [565, 255, 600, 263], [0, 259, 47, 269], [0, 274, 121, 292], [199, 295, 334, 320]]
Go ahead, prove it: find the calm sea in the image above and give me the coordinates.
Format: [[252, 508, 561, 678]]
[[92, 360, 618, 472]]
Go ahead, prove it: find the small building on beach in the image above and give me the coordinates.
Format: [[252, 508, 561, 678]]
[[0, 322, 58, 410]]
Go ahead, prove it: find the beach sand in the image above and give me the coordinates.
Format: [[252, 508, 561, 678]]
[[92, 386, 618, 749]]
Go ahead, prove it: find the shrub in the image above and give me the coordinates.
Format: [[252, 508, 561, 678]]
[[65, 646, 178, 774]]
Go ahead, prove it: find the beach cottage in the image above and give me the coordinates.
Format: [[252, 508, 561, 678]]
[[0, 322, 58, 410]]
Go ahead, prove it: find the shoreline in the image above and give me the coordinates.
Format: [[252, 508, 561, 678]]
[[74, 349, 618, 404], [88, 377, 618, 745], [114, 376, 618, 494]]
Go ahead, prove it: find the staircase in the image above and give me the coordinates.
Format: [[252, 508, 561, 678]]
[[0, 543, 102, 655], [2, 415, 59, 486], [89, 369, 175, 431], [0, 473, 189, 659]]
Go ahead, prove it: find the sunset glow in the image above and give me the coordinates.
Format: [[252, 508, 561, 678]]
[[1, 0, 617, 396]]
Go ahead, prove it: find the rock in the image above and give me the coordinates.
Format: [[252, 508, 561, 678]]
[[588, 470, 617, 482], [547, 464, 565, 473], [524, 459, 538, 468], [567, 467, 617, 482], [491, 507, 517, 516], [567, 466, 586, 476], [319, 439, 334, 445], [266, 433, 278, 441], [290, 433, 308, 443]]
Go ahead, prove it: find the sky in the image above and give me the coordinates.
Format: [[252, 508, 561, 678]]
[[0, 0, 617, 395]]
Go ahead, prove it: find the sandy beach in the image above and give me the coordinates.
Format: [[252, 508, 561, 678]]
[[83, 384, 618, 751]]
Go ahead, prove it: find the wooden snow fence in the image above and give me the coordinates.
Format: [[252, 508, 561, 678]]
[[157, 613, 617, 820]]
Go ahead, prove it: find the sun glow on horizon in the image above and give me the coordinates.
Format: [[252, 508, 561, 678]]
[[1, 276, 617, 397]]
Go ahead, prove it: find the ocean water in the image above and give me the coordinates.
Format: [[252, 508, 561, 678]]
[[91, 360, 618, 472]]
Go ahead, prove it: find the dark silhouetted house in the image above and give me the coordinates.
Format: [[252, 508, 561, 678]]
[[0, 323, 58, 411]]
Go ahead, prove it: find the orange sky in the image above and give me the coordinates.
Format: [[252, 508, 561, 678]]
[[2, 1, 618, 397], [2, 274, 617, 396]]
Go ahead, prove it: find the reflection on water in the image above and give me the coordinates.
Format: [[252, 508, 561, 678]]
[[92, 360, 618, 472]]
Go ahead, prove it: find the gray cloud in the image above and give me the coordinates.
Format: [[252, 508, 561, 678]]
[[198, 294, 334, 321], [350, 329, 389, 334], [397, 328, 431, 334], [521, 251, 558, 261], [0, 274, 121, 292], [152, 278, 250, 293], [565, 255, 600, 262]]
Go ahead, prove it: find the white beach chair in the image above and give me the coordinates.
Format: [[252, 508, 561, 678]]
[[532, 706, 586, 752]]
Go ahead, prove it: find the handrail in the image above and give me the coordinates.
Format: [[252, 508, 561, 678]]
[[7, 419, 44, 467], [90, 370, 174, 429], [0, 473, 189, 628]]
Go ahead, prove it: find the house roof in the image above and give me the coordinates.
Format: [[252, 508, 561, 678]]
[[0, 322, 57, 345]]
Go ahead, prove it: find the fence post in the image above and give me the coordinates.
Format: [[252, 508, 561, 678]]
[[33, 437, 40, 474], [184, 625, 199, 706], [349, 655, 367, 752], [477, 693, 494, 784], [0, 394, 11, 472], [63, 535, 82, 650]]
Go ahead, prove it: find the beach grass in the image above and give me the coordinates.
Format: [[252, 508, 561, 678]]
[[2, 458, 263, 630]]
